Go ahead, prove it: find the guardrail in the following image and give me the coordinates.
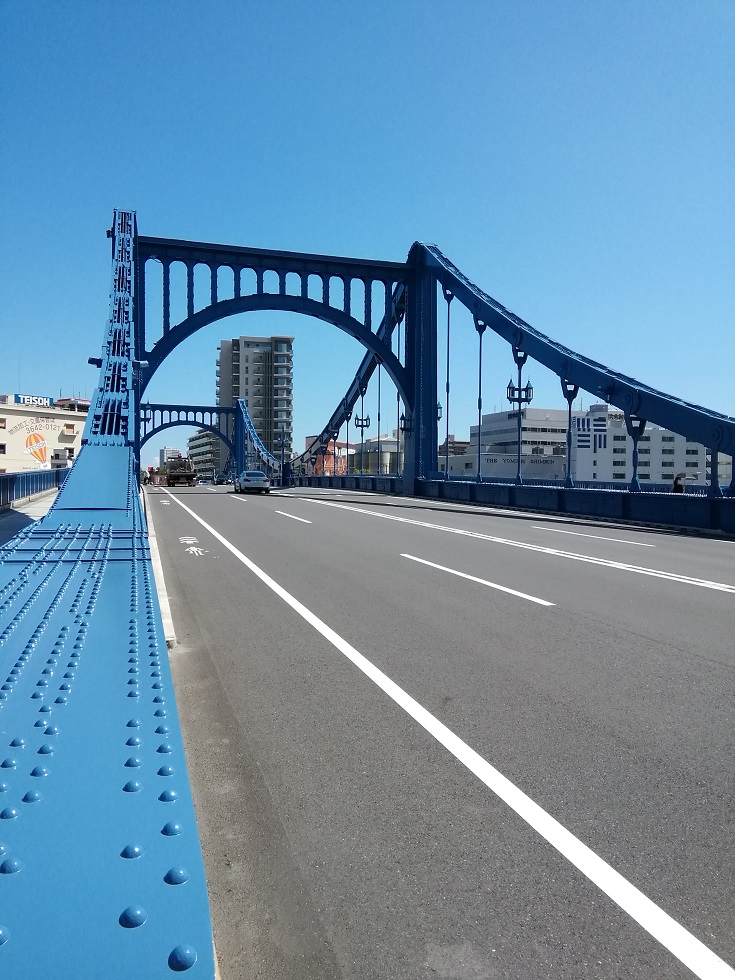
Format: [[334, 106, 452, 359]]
[[291, 475, 735, 533], [0, 468, 70, 508]]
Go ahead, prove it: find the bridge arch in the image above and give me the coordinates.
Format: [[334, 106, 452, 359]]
[[140, 420, 235, 459], [138, 292, 410, 407]]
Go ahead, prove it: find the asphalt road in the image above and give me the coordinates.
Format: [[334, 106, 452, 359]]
[[146, 485, 734, 980]]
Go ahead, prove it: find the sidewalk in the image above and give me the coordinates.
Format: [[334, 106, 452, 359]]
[[0, 491, 57, 547]]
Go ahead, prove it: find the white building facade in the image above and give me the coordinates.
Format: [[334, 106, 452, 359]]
[[0, 393, 89, 473], [570, 404, 709, 486]]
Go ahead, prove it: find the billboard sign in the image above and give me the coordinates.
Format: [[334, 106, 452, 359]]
[[14, 393, 55, 408]]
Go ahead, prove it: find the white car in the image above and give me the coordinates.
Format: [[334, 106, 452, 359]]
[[234, 470, 270, 494]]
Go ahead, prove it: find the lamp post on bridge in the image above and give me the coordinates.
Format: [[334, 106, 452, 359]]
[[561, 380, 579, 487], [343, 400, 352, 476], [506, 347, 533, 485], [354, 388, 370, 474]]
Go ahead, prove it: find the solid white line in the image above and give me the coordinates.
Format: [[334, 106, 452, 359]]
[[530, 526, 655, 547], [143, 489, 177, 648], [301, 498, 735, 594], [276, 511, 312, 524], [401, 554, 554, 606], [161, 487, 732, 980], [207, 487, 217, 493]]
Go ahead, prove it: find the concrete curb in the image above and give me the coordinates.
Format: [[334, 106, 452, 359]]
[[141, 488, 178, 649]]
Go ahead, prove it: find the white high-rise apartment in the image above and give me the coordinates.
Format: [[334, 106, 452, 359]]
[[216, 336, 293, 457]]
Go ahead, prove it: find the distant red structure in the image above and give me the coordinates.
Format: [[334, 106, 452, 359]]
[[306, 438, 352, 475]]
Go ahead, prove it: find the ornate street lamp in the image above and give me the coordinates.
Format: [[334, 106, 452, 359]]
[[506, 347, 533, 484]]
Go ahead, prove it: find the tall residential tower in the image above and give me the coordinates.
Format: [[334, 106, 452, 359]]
[[216, 336, 294, 457]]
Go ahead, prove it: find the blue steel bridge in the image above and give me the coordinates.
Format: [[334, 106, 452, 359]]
[[1, 210, 734, 979]]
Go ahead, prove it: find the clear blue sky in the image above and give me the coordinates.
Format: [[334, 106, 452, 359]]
[[2, 1, 733, 468]]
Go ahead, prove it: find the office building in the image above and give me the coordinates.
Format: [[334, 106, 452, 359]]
[[571, 405, 709, 486], [469, 407, 573, 458], [159, 446, 182, 467], [0, 393, 89, 473], [217, 335, 293, 458], [451, 403, 718, 487]]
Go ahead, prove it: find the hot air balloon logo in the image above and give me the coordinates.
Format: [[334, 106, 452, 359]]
[[24, 432, 48, 464]]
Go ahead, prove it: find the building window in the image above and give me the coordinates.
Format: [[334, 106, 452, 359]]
[[638, 448, 650, 455], [686, 462, 699, 468], [686, 449, 699, 456], [613, 448, 626, 454], [613, 472, 626, 479], [640, 473, 650, 479], [64, 423, 75, 435], [662, 436, 674, 442], [661, 449, 675, 455], [613, 435, 626, 442], [0, 444, 5, 454], [0, 418, 5, 429]]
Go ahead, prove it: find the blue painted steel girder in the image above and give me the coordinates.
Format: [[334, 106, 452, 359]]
[[1, 207, 215, 977], [293, 283, 406, 467], [233, 398, 280, 475], [419, 243, 735, 455], [139, 403, 235, 457], [137, 295, 411, 411]]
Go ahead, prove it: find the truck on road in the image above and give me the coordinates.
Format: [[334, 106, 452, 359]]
[[166, 456, 196, 487]]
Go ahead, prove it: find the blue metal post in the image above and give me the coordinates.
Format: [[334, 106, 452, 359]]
[[561, 380, 579, 487], [509, 346, 530, 485], [443, 288, 453, 480], [360, 393, 365, 473], [396, 320, 401, 477], [625, 414, 646, 492], [709, 447, 723, 497], [403, 263, 437, 490], [377, 364, 381, 475], [473, 316, 487, 482]]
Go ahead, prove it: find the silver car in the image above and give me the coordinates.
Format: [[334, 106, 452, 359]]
[[234, 470, 271, 494]]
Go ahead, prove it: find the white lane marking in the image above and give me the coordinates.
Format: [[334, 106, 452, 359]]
[[402, 554, 554, 606], [207, 487, 217, 493], [301, 499, 735, 594], [276, 511, 312, 524], [143, 490, 177, 647], [530, 526, 655, 547], [161, 487, 732, 980]]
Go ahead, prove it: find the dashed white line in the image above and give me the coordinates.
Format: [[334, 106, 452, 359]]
[[276, 511, 312, 524], [530, 526, 655, 547], [401, 554, 554, 606], [161, 488, 733, 980], [301, 498, 735, 594]]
